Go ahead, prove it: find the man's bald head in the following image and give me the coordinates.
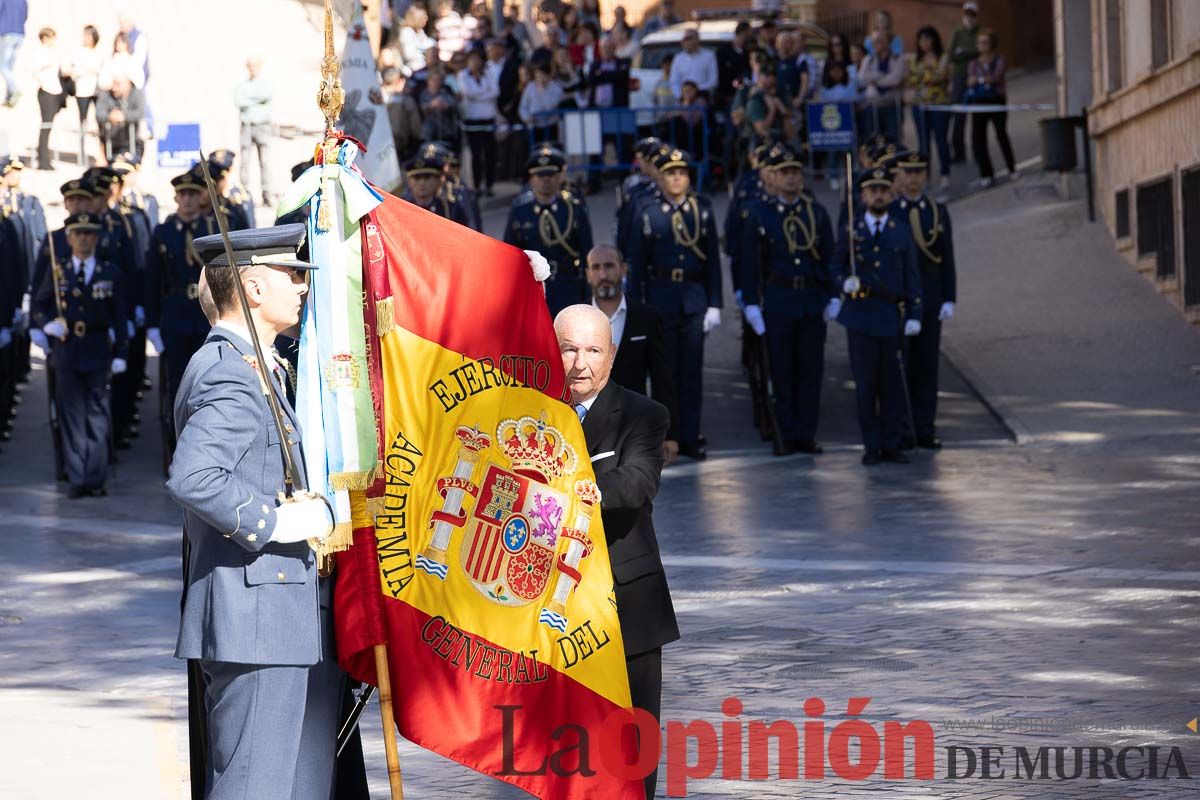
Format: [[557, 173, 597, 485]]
[[554, 304, 615, 403]]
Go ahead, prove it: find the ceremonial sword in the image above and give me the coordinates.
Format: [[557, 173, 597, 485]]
[[45, 227, 67, 339], [844, 151, 857, 280]]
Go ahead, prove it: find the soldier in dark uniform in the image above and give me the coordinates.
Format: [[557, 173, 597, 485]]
[[614, 137, 662, 260], [741, 144, 837, 455], [30, 212, 129, 497], [190, 161, 251, 232], [504, 144, 594, 316], [891, 150, 956, 449], [837, 136, 898, 235], [114, 151, 161, 227], [2, 155, 47, 385], [439, 145, 483, 232], [0, 210, 23, 446], [88, 166, 145, 449], [209, 148, 257, 226], [832, 167, 923, 465], [399, 146, 473, 226], [627, 148, 723, 460], [146, 171, 220, 418]]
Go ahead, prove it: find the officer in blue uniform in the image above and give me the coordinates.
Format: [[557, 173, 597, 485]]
[[113, 151, 161, 227], [31, 212, 129, 497], [837, 136, 898, 236], [88, 165, 145, 448], [741, 144, 836, 455], [833, 166, 923, 465], [614, 137, 662, 260], [2, 155, 47, 385], [209, 148, 257, 225], [504, 144, 594, 316], [439, 145, 483, 232], [0, 210, 23, 446], [190, 160, 251, 232], [146, 171, 220, 417], [627, 147, 722, 460], [400, 145, 473, 226], [890, 150, 957, 449]]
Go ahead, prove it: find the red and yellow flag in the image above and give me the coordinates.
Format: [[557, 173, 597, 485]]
[[334, 192, 643, 798]]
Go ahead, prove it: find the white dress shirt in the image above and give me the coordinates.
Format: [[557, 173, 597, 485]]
[[865, 211, 889, 236], [593, 294, 627, 349], [72, 255, 97, 284], [668, 47, 718, 99]]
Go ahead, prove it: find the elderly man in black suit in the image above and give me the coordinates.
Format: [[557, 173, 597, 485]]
[[585, 244, 680, 465], [554, 303, 680, 799]]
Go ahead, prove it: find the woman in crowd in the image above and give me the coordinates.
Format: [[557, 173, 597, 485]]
[[98, 31, 144, 91], [397, 5, 435, 77], [826, 33, 857, 85], [31, 27, 65, 169], [65, 25, 103, 134], [863, 10, 903, 57], [458, 48, 499, 196], [551, 46, 584, 109], [818, 60, 860, 190], [908, 25, 952, 190], [967, 27, 1016, 187], [435, 1, 465, 63]]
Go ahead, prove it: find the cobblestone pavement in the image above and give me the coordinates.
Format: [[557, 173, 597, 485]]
[[4, 97, 1200, 800]]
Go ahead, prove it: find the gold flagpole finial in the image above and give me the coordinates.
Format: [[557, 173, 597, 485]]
[[317, 0, 344, 137]]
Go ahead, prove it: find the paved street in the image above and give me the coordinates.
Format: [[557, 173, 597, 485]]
[[3, 60, 1200, 798]]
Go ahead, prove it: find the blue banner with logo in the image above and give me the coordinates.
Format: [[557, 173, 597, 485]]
[[806, 102, 856, 151], [157, 123, 201, 168]]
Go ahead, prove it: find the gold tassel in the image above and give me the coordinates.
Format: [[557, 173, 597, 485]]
[[329, 469, 377, 492], [375, 297, 395, 338]]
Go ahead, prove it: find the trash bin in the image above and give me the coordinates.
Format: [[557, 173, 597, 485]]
[[1040, 117, 1078, 172]]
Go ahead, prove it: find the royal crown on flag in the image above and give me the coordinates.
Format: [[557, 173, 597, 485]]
[[455, 425, 492, 461], [497, 414, 578, 482], [574, 479, 601, 507]]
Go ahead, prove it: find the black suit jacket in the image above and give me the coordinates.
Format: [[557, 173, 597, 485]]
[[609, 301, 680, 442], [582, 380, 679, 657], [494, 56, 521, 123], [587, 58, 632, 108]]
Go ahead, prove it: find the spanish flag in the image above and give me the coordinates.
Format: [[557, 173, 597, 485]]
[[334, 191, 643, 798]]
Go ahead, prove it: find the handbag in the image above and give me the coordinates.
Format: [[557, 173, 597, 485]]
[[58, 71, 77, 97]]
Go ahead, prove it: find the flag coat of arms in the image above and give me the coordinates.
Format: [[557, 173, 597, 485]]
[[333, 190, 644, 798]]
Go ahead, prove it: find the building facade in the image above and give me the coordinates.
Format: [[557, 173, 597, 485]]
[[1084, 0, 1200, 321]]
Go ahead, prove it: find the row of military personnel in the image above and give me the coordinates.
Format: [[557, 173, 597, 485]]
[[0, 150, 260, 496]]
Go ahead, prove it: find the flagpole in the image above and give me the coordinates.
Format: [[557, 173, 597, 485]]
[[318, 2, 403, 797]]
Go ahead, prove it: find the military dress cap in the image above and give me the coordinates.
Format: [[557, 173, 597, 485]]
[[427, 141, 460, 168], [208, 149, 237, 173], [192, 223, 318, 270], [405, 147, 445, 177], [526, 144, 566, 175], [83, 165, 122, 189], [652, 147, 692, 172], [858, 166, 893, 190], [171, 170, 207, 192], [893, 150, 929, 171], [64, 212, 103, 233], [634, 136, 663, 158], [0, 155, 24, 174], [61, 179, 94, 200], [110, 151, 141, 173], [764, 143, 804, 170]]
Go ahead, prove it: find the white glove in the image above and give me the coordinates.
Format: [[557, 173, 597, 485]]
[[939, 301, 955, 322], [743, 305, 765, 336], [43, 319, 67, 340], [702, 306, 722, 334], [111, 357, 127, 374], [842, 275, 861, 295], [734, 289, 744, 310], [134, 305, 146, 327], [0, 327, 10, 349], [30, 329, 49, 352], [126, 320, 135, 339], [523, 250, 551, 282], [823, 298, 841, 322], [904, 319, 922, 337], [271, 496, 334, 543], [147, 327, 165, 354]]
